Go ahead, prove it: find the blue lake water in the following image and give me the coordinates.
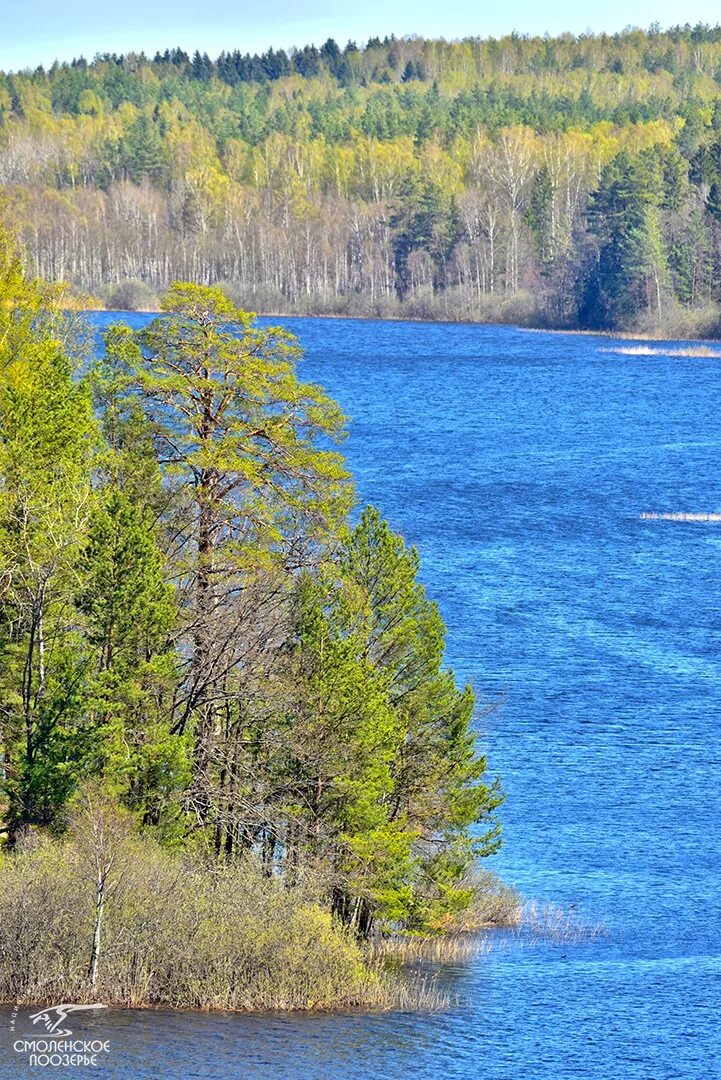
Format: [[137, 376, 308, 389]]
[[2, 316, 720, 1078]]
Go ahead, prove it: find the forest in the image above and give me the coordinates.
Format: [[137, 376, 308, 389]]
[[0, 230, 512, 1008], [3, 26, 721, 332]]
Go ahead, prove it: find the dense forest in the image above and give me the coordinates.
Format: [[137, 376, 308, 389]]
[[2, 26, 721, 331], [0, 228, 504, 982]]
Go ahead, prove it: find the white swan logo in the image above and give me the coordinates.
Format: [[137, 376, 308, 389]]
[[28, 1003, 108, 1037]]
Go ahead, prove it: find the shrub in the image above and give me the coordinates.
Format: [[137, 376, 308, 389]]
[[103, 279, 160, 311], [0, 831, 454, 1011]]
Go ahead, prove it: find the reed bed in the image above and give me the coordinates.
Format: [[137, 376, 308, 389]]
[[520, 900, 606, 944], [375, 896, 605, 966], [373, 933, 493, 965], [603, 345, 721, 358], [641, 512, 721, 522]]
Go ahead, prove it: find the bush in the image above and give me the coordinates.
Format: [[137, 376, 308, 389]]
[[0, 827, 458, 1011], [0, 836, 392, 1010], [102, 279, 160, 311], [445, 868, 522, 931], [215, 280, 544, 325], [630, 301, 721, 340]]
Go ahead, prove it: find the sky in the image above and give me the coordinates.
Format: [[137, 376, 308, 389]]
[[1, 0, 720, 72]]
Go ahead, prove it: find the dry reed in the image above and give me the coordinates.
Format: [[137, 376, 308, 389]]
[[520, 900, 606, 943], [603, 345, 721, 358], [641, 512, 721, 522]]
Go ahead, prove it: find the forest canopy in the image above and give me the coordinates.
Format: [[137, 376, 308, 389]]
[[3, 26, 721, 331]]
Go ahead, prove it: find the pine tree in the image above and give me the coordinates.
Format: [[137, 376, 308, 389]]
[[119, 114, 166, 185], [76, 489, 186, 831], [707, 182, 721, 222], [281, 508, 503, 935], [101, 285, 352, 824]]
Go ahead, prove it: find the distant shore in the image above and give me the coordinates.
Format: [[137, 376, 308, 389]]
[[83, 307, 721, 343]]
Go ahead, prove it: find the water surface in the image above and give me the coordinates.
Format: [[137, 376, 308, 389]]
[[2, 317, 719, 1078]]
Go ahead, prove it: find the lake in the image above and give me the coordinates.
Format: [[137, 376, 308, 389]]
[[2, 316, 720, 1078]]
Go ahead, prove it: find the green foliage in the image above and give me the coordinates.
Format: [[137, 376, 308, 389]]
[[0, 254, 503, 939], [0, 238, 97, 830], [75, 489, 187, 832], [281, 508, 503, 934], [118, 114, 166, 184], [391, 177, 459, 298], [121, 282, 352, 556], [582, 149, 671, 328], [6, 30, 721, 330], [77, 490, 174, 669]]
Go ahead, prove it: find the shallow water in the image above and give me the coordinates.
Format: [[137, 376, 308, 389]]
[[2, 317, 720, 1078]]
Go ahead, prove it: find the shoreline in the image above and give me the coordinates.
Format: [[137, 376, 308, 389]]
[[0, 923, 520, 1017], [0, 924, 512, 1017], [83, 307, 721, 343]]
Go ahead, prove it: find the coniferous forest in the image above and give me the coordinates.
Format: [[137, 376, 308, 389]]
[[4, 26, 721, 332], [0, 228, 511, 1008]]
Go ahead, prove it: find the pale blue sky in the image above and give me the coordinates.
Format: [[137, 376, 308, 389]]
[[1, 0, 720, 72]]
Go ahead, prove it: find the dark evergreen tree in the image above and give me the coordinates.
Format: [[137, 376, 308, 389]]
[[581, 150, 668, 328], [190, 51, 213, 82], [118, 113, 166, 184]]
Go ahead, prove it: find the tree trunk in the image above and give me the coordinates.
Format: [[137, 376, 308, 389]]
[[88, 866, 105, 988]]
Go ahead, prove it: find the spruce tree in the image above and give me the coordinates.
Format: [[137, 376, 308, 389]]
[[0, 230, 96, 833]]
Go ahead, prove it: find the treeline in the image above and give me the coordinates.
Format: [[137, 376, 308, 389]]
[[4, 27, 721, 330], [0, 235, 502, 945]]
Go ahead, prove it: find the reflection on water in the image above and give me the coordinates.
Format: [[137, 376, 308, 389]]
[[1, 316, 719, 1078]]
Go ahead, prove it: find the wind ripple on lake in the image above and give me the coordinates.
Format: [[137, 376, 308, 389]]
[[2, 316, 714, 1079]]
